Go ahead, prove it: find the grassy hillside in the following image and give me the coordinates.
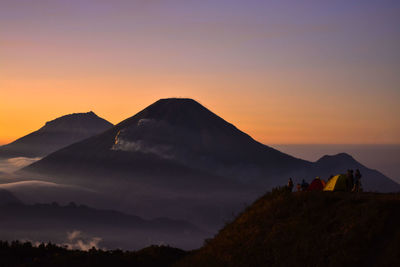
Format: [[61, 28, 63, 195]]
[[176, 189, 400, 267]]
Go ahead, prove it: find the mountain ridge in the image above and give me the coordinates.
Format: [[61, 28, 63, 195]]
[[0, 201, 205, 250], [0, 112, 113, 159], [22, 98, 400, 191]]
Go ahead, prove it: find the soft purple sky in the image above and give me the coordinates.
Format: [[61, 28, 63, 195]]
[[1, 0, 399, 144]]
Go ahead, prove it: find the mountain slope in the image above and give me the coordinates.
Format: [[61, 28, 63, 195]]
[[176, 190, 400, 267], [0, 112, 113, 159], [110, 98, 309, 181], [23, 99, 308, 185], [0, 189, 20, 204]]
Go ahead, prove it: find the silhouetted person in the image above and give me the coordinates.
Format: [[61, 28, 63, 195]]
[[287, 178, 294, 192], [301, 179, 309, 191], [353, 169, 362, 192], [346, 169, 354, 192]]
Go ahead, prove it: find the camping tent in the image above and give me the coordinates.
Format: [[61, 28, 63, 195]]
[[307, 178, 326, 191], [323, 174, 347, 191]]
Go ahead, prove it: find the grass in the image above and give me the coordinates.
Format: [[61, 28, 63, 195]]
[[175, 188, 400, 267]]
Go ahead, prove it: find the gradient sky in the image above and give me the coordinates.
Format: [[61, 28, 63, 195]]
[[1, 0, 399, 145]]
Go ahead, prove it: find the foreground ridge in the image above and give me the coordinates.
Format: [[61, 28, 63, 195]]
[[176, 190, 400, 267]]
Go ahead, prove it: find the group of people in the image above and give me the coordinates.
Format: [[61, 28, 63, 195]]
[[286, 168, 362, 192], [287, 178, 311, 192], [287, 178, 304, 192]]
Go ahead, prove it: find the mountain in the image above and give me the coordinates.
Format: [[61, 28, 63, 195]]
[[311, 153, 400, 192], [176, 189, 400, 267], [22, 98, 308, 184], [22, 99, 399, 190], [0, 202, 205, 250], [0, 189, 20, 204], [19, 99, 310, 227], [20, 99, 400, 229], [0, 112, 113, 159]]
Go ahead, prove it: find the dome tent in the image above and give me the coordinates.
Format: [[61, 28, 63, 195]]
[[323, 174, 347, 191], [307, 177, 326, 191]]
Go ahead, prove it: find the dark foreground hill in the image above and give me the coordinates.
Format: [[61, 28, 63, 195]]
[[176, 190, 400, 267], [0, 112, 113, 159]]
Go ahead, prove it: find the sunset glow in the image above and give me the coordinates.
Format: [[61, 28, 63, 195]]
[[1, 0, 399, 145]]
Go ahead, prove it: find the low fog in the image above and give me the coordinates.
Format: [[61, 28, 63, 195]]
[[0, 157, 41, 174]]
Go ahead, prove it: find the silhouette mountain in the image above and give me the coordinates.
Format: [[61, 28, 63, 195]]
[[0, 112, 113, 159], [23, 99, 399, 191], [311, 153, 400, 192], [22, 99, 308, 184], [109, 98, 309, 182]]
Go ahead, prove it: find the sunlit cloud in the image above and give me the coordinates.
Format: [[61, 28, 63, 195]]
[[0, 157, 41, 173]]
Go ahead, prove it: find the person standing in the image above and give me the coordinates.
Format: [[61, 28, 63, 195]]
[[288, 178, 294, 192], [347, 169, 354, 192], [353, 169, 362, 192], [301, 179, 309, 191]]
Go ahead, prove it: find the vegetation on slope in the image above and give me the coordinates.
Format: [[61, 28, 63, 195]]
[[176, 189, 400, 267], [0, 241, 186, 267]]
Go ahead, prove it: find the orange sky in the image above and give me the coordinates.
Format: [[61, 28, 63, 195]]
[[1, 1, 399, 145]]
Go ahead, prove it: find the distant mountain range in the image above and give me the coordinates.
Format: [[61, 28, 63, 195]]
[[22, 98, 399, 192], [0, 112, 113, 159], [0, 201, 204, 250]]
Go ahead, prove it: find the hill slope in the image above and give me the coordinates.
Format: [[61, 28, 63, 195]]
[[0, 189, 20, 204], [0, 112, 113, 159], [177, 190, 400, 267]]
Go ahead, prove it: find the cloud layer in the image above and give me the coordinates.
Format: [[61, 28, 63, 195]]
[[0, 157, 41, 173]]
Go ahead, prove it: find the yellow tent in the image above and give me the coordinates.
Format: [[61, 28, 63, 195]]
[[323, 174, 348, 191]]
